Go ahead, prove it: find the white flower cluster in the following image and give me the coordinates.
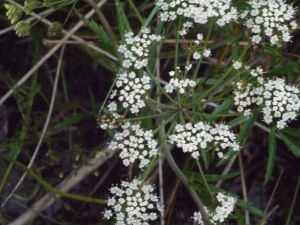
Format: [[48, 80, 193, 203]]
[[242, 0, 297, 45], [190, 34, 212, 60], [118, 27, 162, 69], [234, 76, 300, 129], [193, 48, 211, 60], [156, 0, 238, 31], [108, 71, 151, 114], [192, 193, 236, 224], [164, 77, 196, 94], [103, 178, 161, 225], [168, 122, 240, 159], [108, 122, 158, 168]]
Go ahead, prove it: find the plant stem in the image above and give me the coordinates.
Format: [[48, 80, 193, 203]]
[[158, 128, 210, 223], [196, 160, 214, 201]]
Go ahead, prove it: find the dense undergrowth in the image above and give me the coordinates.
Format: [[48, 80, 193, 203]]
[[0, 0, 300, 224]]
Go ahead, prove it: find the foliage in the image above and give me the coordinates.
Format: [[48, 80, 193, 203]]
[[0, 0, 300, 224]]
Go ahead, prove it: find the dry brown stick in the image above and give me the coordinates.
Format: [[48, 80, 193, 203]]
[[8, 142, 116, 225], [0, 6, 53, 36], [2, 45, 66, 207], [42, 39, 95, 45], [0, 0, 109, 106], [3, 0, 117, 61]]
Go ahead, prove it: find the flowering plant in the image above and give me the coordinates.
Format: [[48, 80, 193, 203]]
[[2, 0, 300, 224]]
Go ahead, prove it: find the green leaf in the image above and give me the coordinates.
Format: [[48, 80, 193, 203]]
[[281, 127, 300, 139], [81, 17, 117, 58], [81, 17, 110, 42], [218, 109, 259, 166], [185, 170, 239, 183], [207, 99, 234, 122], [209, 33, 243, 49], [201, 148, 210, 169], [189, 176, 265, 218], [264, 126, 276, 184], [192, 180, 265, 218], [278, 131, 300, 157], [115, 0, 131, 43], [227, 116, 249, 128], [235, 208, 245, 225], [192, 183, 215, 206], [53, 114, 84, 131], [236, 199, 265, 217], [54, 101, 81, 111]]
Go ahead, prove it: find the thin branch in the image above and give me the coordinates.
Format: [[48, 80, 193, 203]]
[[1, 45, 66, 207], [0, 0, 109, 106], [42, 39, 94, 44], [159, 128, 210, 223], [239, 152, 250, 225], [8, 142, 116, 225], [4, 0, 117, 61], [163, 39, 282, 47], [155, 13, 165, 224], [0, 7, 53, 36], [86, 0, 123, 62]]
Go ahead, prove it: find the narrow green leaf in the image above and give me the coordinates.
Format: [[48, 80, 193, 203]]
[[264, 126, 276, 184], [81, 17, 109, 42], [236, 199, 265, 217], [207, 99, 234, 122], [201, 148, 210, 169], [281, 127, 300, 139], [54, 102, 81, 111], [278, 131, 300, 157], [0, 153, 107, 204], [53, 114, 84, 131], [235, 208, 245, 225], [185, 171, 239, 183], [80, 17, 117, 58], [218, 109, 259, 166], [192, 183, 215, 206], [115, 0, 131, 43], [191, 180, 265, 218], [227, 116, 249, 128], [209, 33, 243, 49]]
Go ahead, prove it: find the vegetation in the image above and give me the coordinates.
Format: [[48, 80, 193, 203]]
[[0, 0, 300, 224]]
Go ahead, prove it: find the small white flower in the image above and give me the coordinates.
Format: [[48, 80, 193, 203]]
[[169, 71, 175, 76], [232, 60, 242, 70], [165, 77, 197, 94], [193, 52, 201, 60], [203, 48, 211, 57]]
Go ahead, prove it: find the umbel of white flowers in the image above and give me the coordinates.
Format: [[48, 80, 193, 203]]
[[103, 179, 162, 225]]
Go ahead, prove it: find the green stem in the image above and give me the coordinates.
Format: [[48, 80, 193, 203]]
[[98, 70, 119, 115], [146, 97, 177, 110], [0, 153, 107, 204], [192, 22, 213, 80], [128, 0, 143, 24], [196, 160, 214, 201], [157, 123, 211, 223], [285, 171, 300, 225], [146, 67, 177, 105], [86, 0, 123, 62]]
